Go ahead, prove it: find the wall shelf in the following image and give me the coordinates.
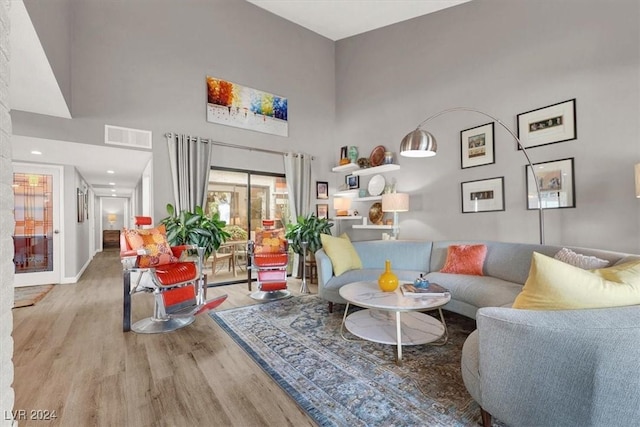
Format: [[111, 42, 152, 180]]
[[331, 215, 362, 221], [331, 163, 359, 173], [351, 164, 400, 176], [353, 196, 382, 202], [334, 189, 358, 197], [332, 163, 400, 176], [351, 217, 393, 229]]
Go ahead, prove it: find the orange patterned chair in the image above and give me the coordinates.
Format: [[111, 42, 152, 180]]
[[248, 220, 290, 301], [120, 217, 227, 333]]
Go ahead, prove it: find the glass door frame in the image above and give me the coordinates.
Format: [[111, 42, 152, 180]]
[[207, 166, 289, 287], [12, 162, 63, 287]]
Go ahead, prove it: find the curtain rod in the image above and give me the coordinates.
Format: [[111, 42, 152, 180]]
[[165, 132, 313, 158]]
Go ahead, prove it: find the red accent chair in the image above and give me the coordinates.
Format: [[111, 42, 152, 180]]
[[248, 221, 291, 301], [120, 216, 227, 333]]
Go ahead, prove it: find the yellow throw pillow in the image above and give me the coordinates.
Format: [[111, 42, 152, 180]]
[[513, 252, 640, 310], [591, 260, 640, 286], [320, 233, 363, 276]]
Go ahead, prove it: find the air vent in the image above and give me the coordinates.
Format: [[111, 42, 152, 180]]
[[105, 125, 152, 149]]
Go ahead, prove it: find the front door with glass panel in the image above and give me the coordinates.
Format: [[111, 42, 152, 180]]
[[207, 169, 289, 285], [12, 163, 62, 286]]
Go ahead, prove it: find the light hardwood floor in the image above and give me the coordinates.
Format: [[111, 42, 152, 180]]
[[12, 250, 318, 427]]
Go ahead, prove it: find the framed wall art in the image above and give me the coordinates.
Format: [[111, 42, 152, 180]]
[[77, 188, 85, 223], [461, 177, 505, 213], [316, 181, 329, 199], [461, 122, 495, 169], [316, 204, 329, 219], [517, 99, 576, 149], [206, 76, 288, 137], [526, 157, 575, 210], [346, 174, 359, 190]]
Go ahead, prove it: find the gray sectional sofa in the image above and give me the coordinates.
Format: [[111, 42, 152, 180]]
[[315, 239, 640, 427]]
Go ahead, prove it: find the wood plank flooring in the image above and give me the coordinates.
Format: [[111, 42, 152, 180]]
[[12, 250, 318, 427]]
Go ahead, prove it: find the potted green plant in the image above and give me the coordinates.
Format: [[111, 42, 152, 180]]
[[160, 204, 230, 260], [285, 213, 333, 258]]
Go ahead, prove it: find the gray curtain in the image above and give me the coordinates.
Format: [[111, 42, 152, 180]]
[[167, 134, 212, 212], [284, 152, 313, 278], [284, 152, 313, 222]]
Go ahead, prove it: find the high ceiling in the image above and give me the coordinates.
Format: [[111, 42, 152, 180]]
[[10, 0, 471, 197], [9, 0, 151, 198], [246, 0, 472, 40]]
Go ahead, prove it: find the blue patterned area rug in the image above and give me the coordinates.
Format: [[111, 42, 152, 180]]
[[211, 295, 485, 426]]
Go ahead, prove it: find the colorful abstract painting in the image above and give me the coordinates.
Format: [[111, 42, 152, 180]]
[[206, 76, 288, 137]]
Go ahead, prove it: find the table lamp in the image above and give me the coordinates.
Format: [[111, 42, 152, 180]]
[[333, 197, 351, 217], [107, 213, 117, 229], [382, 193, 409, 239]]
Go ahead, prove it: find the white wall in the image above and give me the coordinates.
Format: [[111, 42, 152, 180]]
[[335, 0, 640, 252], [0, 0, 15, 422]]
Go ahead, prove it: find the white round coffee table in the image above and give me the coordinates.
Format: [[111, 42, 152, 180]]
[[338, 281, 450, 365]]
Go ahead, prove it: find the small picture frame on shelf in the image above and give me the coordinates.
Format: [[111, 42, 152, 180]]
[[316, 204, 329, 219], [461, 122, 495, 169], [461, 177, 505, 213], [346, 174, 359, 190], [316, 181, 329, 199], [340, 146, 348, 161], [517, 99, 576, 149], [526, 157, 575, 210]]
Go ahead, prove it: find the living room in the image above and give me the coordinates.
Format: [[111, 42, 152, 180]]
[[2, 0, 639, 425]]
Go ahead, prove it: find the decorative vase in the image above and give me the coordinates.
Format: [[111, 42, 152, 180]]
[[378, 259, 398, 292], [348, 146, 358, 163]]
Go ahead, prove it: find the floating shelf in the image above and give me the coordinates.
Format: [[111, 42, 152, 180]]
[[332, 163, 400, 176], [352, 196, 382, 202], [352, 224, 394, 230], [333, 189, 359, 197], [331, 216, 362, 221], [351, 164, 400, 176], [331, 163, 359, 173], [351, 217, 393, 230]]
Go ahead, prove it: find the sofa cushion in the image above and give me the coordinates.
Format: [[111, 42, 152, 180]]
[[426, 272, 522, 310], [554, 247, 610, 269], [320, 233, 362, 276], [440, 244, 487, 276], [513, 252, 640, 310], [591, 259, 640, 286]]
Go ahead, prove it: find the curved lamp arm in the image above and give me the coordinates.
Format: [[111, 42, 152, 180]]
[[402, 107, 545, 245]]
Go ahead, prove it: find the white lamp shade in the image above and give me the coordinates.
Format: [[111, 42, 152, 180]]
[[333, 197, 351, 214], [382, 193, 409, 212], [635, 163, 640, 198]]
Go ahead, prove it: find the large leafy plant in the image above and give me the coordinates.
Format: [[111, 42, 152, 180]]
[[160, 204, 229, 260], [285, 213, 333, 256]]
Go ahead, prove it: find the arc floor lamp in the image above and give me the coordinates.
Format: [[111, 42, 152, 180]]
[[399, 107, 545, 245]]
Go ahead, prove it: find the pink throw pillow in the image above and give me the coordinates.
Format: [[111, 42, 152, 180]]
[[440, 244, 487, 276]]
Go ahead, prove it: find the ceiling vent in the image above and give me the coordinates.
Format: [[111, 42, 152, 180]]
[[105, 125, 152, 150]]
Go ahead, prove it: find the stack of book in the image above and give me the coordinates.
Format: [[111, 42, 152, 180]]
[[400, 282, 450, 297]]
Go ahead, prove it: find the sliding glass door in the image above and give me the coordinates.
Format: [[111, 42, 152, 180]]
[[206, 168, 290, 286]]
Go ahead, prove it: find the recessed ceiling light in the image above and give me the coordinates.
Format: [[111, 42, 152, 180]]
[[109, 182, 116, 186], [111, 194, 117, 197], [111, 189, 116, 192], [31, 150, 42, 155], [107, 170, 115, 174]]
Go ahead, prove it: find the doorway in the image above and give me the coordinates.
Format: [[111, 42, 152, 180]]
[[12, 163, 62, 287], [206, 168, 290, 286]]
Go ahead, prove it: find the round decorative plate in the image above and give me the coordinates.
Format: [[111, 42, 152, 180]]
[[368, 174, 385, 196], [369, 145, 386, 167], [369, 202, 383, 225]]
